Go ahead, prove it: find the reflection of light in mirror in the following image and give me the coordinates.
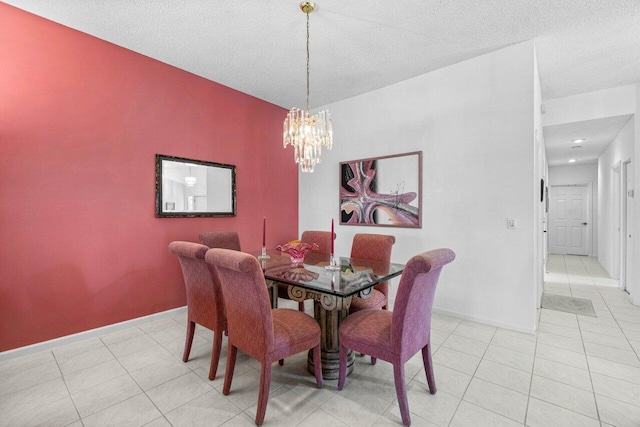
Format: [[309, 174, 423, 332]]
[[185, 165, 197, 187]]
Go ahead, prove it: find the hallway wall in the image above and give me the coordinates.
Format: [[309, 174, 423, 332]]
[[598, 118, 635, 278]]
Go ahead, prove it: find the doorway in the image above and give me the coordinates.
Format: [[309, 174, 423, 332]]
[[548, 185, 591, 255]]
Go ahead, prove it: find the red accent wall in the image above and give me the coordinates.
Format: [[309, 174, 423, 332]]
[[0, 4, 298, 352]]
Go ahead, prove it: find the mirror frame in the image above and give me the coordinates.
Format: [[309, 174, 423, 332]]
[[155, 154, 237, 218]]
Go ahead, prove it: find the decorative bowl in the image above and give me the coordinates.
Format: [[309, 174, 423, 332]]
[[276, 242, 319, 264]]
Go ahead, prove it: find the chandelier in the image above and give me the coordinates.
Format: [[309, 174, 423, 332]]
[[185, 166, 196, 187], [283, 1, 333, 173]]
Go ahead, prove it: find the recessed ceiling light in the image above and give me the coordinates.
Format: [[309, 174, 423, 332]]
[[569, 159, 577, 163], [572, 139, 586, 143]]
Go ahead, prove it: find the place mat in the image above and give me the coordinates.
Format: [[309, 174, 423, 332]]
[[541, 293, 597, 318]]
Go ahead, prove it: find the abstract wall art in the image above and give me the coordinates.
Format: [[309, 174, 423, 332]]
[[340, 151, 422, 228]]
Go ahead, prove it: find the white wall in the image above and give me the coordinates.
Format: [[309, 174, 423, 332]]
[[300, 41, 538, 333], [543, 85, 636, 126], [548, 164, 599, 256], [598, 117, 635, 276]]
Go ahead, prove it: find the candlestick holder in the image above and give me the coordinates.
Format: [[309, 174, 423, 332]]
[[325, 253, 340, 271], [257, 246, 271, 261]]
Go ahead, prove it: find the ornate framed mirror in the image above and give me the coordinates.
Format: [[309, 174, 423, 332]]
[[155, 154, 236, 218]]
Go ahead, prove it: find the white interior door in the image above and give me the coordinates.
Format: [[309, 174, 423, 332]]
[[549, 185, 590, 255]]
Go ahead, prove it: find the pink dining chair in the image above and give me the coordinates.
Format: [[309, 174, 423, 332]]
[[300, 230, 335, 255], [349, 233, 396, 313], [168, 241, 227, 381], [338, 248, 455, 426], [205, 248, 323, 426], [199, 231, 241, 251], [278, 230, 336, 311]]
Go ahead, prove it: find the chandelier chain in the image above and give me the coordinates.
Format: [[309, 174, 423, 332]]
[[306, 9, 310, 113]]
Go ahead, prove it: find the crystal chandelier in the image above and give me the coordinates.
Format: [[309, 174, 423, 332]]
[[283, 1, 333, 173], [185, 166, 196, 187]]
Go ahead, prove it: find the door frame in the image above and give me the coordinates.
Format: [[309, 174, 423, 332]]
[[612, 163, 621, 281], [620, 159, 632, 292]]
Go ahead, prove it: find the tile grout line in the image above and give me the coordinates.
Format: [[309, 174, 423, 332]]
[[98, 332, 174, 426], [50, 349, 85, 427], [445, 323, 512, 426], [574, 256, 604, 425]]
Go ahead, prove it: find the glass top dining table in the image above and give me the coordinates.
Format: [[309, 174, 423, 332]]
[[249, 249, 405, 379], [251, 250, 405, 298]]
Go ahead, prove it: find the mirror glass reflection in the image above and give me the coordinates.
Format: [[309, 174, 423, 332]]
[[155, 154, 236, 217]]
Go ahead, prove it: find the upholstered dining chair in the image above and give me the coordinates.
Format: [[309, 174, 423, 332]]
[[338, 248, 455, 426], [279, 230, 336, 311], [300, 230, 335, 255], [205, 248, 323, 426], [168, 241, 227, 381], [199, 231, 241, 251], [349, 233, 396, 313]]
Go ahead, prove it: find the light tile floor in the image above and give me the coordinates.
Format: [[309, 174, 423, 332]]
[[2, 254, 640, 426]]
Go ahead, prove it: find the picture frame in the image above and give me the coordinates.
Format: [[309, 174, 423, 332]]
[[339, 151, 422, 228]]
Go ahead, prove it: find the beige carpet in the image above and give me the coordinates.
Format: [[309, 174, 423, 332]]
[[541, 293, 597, 317]]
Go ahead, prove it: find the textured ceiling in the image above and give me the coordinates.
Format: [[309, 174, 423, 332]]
[[544, 115, 634, 166], [3, 1, 639, 167]]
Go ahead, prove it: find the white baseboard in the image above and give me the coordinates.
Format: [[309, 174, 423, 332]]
[[387, 299, 536, 335], [432, 307, 536, 336], [0, 306, 187, 362]]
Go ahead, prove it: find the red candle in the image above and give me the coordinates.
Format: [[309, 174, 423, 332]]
[[331, 219, 334, 254], [262, 217, 266, 247]]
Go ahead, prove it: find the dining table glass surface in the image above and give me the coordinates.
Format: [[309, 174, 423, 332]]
[[252, 250, 404, 297]]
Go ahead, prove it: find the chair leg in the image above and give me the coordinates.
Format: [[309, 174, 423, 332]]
[[393, 363, 411, 426], [298, 301, 305, 311], [208, 329, 224, 380], [222, 344, 237, 395], [255, 360, 272, 426], [371, 356, 377, 365], [422, 343, 436, 394], [278, 359, 284, 366], [313, 344, 323, 388], [337, 344, 348, 390], [182, 321, 196, 362]]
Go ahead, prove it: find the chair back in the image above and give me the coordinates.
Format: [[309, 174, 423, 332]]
[[350, 233, 396, 296], [205, 248, 274, 360], [169, 241, 225, 328], [391, 248, 455, 358], [300, 230, 335, 254], [199, 231, 241, 251]]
